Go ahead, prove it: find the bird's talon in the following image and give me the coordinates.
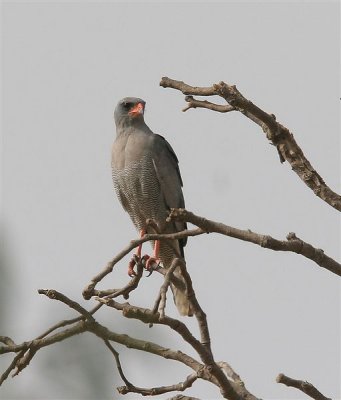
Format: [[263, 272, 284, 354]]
[[141, 254, 150, 268], [145, 257, 160, 271], [146, 260, 161, 276], [127, 259, 137, 277]]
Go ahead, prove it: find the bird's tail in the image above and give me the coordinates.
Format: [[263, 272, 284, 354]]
[[170, 267, 193, 317], [158, 238, 193, 316]]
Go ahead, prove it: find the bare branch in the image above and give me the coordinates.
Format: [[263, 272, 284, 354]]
[[0, 337, 16, 346], [167, 396, 201, 400], [93, 258, 144, 300], [217, 362, 243, 384], [168, 209, 341, 276], [103, 340, 133, 387], [160, 77, 217, 96], [117, 372, 198, 396], [0, 350, 26, 385], [82, 228, 203, 300], [174, 258, 211, 350], [35, 303, 103, 340], [152, 260, 177, 317], [97, 295, 256, 400], [96, 298, 213, 365], [38, 289, 94, 320], [1, 312, 204, 388], [160, 77, 341, 212], [86, 322, 209, 382], [0, 321, 88, 381], [276, 373, 332, 400], [183, 96, 235, 113]]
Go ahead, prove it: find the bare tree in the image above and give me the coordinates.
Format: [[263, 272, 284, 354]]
[[1, 78, 339, 399]]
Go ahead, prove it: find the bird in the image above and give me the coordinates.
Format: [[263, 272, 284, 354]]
[[111, 97, 193, 316]]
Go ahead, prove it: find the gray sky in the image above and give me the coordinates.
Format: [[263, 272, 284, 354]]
[[1, 1, 340, 399]]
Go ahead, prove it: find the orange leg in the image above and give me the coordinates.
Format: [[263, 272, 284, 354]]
[[145, 240, 161, 272], [127, 229, 146, 277]]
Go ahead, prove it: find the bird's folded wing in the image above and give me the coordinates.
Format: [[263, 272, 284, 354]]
[[152, 134, 187, 245]]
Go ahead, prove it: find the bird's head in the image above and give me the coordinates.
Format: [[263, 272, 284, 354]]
[[114, 97, 146, 128]]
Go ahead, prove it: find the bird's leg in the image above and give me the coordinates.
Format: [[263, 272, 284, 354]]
[[145, 240, 161, 274], [128, 229, 146, 277]]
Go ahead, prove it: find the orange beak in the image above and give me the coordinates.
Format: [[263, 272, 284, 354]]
[[128, 102, 144, 116]]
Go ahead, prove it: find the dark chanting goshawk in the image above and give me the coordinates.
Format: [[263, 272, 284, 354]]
[[111, 97, 192, 316]]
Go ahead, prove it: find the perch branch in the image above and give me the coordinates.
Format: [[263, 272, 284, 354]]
[[82, 228, 203, 300], [160, 77, 341, 211]]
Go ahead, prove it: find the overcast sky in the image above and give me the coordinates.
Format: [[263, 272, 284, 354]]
[[1, 1, 340, 399]]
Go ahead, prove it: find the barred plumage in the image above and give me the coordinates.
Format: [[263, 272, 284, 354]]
[[111, 97, 192, 316]]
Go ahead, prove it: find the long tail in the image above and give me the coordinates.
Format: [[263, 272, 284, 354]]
[[158, 239, 193, 317], [171, 268, 193, 316]]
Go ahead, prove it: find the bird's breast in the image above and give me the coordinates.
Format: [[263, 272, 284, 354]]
[[112, 153, 165, 231]]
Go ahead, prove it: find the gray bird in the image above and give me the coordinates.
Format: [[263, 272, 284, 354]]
[[112, 97, 193, 316]]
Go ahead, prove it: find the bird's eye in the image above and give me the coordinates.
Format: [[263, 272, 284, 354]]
[[122, 102, 131, 109]]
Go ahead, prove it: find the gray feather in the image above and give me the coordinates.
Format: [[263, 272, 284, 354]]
[[112, 97, 192, 316]]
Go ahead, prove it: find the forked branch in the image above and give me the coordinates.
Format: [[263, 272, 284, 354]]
[[160, 77, 341, 212]]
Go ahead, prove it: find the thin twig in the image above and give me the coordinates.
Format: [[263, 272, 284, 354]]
[[103, 339, 133, 387], [152, 260, 177, 317], [38, 289, 94, 320], [35, 303, 103, 340], [0, 350, 26, 385], [183, 96, 235, 113], [117, 372, 198, 396]]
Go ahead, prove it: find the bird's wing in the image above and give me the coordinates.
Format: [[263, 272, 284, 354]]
[[152, 134, 187, 247]]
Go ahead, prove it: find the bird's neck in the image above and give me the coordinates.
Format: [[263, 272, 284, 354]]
[[116, 118, 150, 136]]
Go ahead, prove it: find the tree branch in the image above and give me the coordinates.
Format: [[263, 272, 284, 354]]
[[152, 259, 177, 317], [1, 291, 217, 393], [97, 277, 258, 400], [96, 298, 214, 367], [103, 339, 133, 387], [183, 96, 235, 113], [82, 228, 203, 300], [117, 372, 198, 396], [168, 209, 341, 276], [160, 77, 341, 212], [1, 312, 205, 389], [276, 373, 332, 400]]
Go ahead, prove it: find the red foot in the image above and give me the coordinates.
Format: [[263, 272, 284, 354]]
[[127, 258, 137, 277], [127, 229, 146, 277], [126, 235, 160, 277]]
